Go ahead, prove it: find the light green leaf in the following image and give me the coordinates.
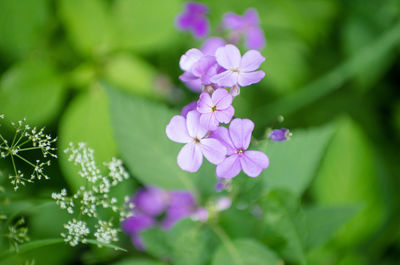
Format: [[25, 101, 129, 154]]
[[107, 86, 196, 192], [0, 0, 51, 59], [262, 124, 334, 196], [112, 0, 181, 51], [59, 0, 114, 56], [212, 238, 281, 265], [141, 228, 171, 259], [311, 117, 385, 247], [0, 59, 65, 126], [58, 85, 117, 190], [112, 258, 167, 265]]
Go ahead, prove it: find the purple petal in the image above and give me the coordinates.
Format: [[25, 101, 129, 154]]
[[245, 27, 266, 50], [176, 14, 193, 30], [243, 8, 260, 26], [166, 115, 191, 143], [216, 154, 242, 179], [179, 48, 203, 72], [131, 233, 145, 250], [215, 197, 232, 211], [197, 92, 213, 113], [212, 88, 233, 109], [209, 126, 235, 155], [186, 2, 208, 14], [184, 79, 202, 92], [192, 207, 209, 222], [229, 118, 254, 150], [181, 101, 198, 117], [200, 112, 219, 131], [133, 187, 169, 216], [238, 70, 265, 87], [223, 13, 243, 30], [186, 110, 208, 139], [192, 18, 209, 38], [240, 50, 265, 72], [201, 37, 226, 56], [215, 44, 241, 69], [163, 191, 196, 228], [240, 150, 269, 177], [179, 71, 198, 82], [210, 70, 239, 87], [215, 106, 234, 124], [200, 138, 227, 164], [230, 85, 240, 97], [268, 128, 290, 141], [177, 142, 203, 172], [122, 214, 155, 234]]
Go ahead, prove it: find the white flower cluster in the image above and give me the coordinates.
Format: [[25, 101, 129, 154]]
[[0, 117, 56, 190], [61, 219, 90, 246], [53, 142, 133, 247]]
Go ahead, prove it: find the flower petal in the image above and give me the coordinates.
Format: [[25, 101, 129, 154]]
[[216, 154, 241, 179], [229, 118, 254, 150], [186, 110, 208, 139], [200, 138, 227, 164], [240, 50, 265, 72], [179, 48, 203, 72], [201, 37, 226, 56], [240, 150, 269, 177], [122, 214, 154, 234], [243, 8, 260, 26], [215, 44, 241, 69], [200, 112, 218, 131], [245, 27, 265, 50], [177, 143, 203, 172], [181, 101, 197, 117], [212, 88, 233, 109], [133, 187, 169, 216], [209, 126, 235, 155], [237, 70, 265, 87], [192, 18, 209, 38], [222, 13, 243, 30], [179, 71, 198, 82], [210, 70, 238, 87], [215, 106, 234, 124], [197, 92, 213, 113], [166, 115, 191, 143], [192, 55, 216, 77]]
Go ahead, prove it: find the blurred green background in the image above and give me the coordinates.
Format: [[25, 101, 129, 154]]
[[1, 0, 400, 264]]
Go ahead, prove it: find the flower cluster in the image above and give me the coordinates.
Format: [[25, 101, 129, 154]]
[[122, 186, 206, 250], [176, 2, 265, 50], [52, 142, 133, 247], [0, 116, 57, 190]]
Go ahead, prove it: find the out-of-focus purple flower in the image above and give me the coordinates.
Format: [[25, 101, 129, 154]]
[[211, 118, 269, 179], [230, 85, 240, 97], [197, 88, 234, 131], [268, 128, 291, 142], [210, 44, 265, 87], [162, 191, 196, 229], [133, 187, 169, 216], [176, 2, 210, 38], [223, 8, 266, 50], [201, 37, 226, 56], [191, 207, 209, 222], [215, 177, 232, 192], [181, 101, 197, 117], [166, 110, 227, 172], [215, 197, 232, 211]]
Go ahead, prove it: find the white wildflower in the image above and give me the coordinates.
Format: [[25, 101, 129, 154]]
[[62, 219, 89, 247], [94, 220, 118, 245]]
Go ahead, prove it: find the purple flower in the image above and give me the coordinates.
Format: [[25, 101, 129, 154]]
[[197, 89, 234, 131], [210, 118, 269, 178], [166, 110, 227, 172], [215, 177, 232, 192], [176, 2, 209, 38], [162, 191, 196, 229], [133, 187, 169, 216], [268, 128, 291, 142], [223, 8, 266, 50], [201, 37, 226, 56], [181, 101, 197, 117], [210, 44, 265, 88]]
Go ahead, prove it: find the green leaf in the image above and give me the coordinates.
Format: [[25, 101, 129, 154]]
[[141, 228, 171, 259], [112, 258, 167, 265], [0, 238, 64, 260], [59, 0, 114, 56], [106, 86, 197, 192], [303, 205, 360, 250], [262, 124, 334, 196], [112, 0, 181, 51], [311, 117, 385, 247], [58, 85, 117, 190], [0, 0, 51, 59], [85, 239, 127, 252], [0, 59, 65, 126], [212, 238, 281, 265]]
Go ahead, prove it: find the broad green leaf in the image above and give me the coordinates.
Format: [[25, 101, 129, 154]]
[[58, 85, 117, 190], [0, 59, 65, 126], [59, 0, 114, 56], [112, 0, 181, 51], [311, 117, 385, 247], [141, 228, 171, 259], [104, 53, 158, 97], [303, 205, 360, 250], [262, 124, 334, 196], [0, 0, 51, 59], [107, 86, 196, 192], [212, 238, 281, 265], [112, 258, 167, 265]]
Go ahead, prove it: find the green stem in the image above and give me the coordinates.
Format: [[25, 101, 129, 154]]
[[211, 224, 242, 265]]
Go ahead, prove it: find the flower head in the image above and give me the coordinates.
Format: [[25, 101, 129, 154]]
[[166, 110, 226, 172], [176, 2, 209, 38], [197, 88, 234, 131], [268, 128, 291, 142], [223, 8, 266, 50], [211, 118, 269, 178], [210, 44, 265, 88]]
